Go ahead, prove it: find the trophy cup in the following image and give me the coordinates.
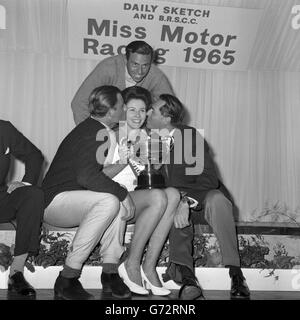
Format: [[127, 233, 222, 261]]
[[133, 134, 172, 190]]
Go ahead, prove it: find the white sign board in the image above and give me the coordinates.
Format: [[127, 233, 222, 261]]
[[68, 0, 262, 71]]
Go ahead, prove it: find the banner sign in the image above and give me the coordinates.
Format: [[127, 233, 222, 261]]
[[68, 0, 262, 71]]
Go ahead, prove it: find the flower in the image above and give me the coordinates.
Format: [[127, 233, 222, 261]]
[[0, 243, 13, 271]]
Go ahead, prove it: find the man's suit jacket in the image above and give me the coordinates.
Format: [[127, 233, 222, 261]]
[[42, 117, 128, 208], [0, 120, 44, 202], [162, 124, 233, 211]]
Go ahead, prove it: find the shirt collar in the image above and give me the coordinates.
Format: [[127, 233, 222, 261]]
[[125, 67, 137, 85], [169, 128, 176, 137]]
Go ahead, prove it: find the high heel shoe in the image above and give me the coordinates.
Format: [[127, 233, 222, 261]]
[[118, 263, 149, 295], [141, 267, 171, 296]]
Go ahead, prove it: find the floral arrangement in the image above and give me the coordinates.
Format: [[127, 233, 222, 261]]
[[29, 229, 71, 268], [239, 235, 270, 268], [1, 227, 300, 274], [0, 243, 13, 271], [251, 201, 300, 226]]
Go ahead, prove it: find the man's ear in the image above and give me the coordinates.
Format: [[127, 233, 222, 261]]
[[163, 116, 171, 125], [107, 107, 114, 119]]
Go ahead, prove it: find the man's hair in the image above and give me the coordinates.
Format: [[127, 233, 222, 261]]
[[158, 94, 185, 125], [122, 86, 152, 111], [125, 41, 153, 60], [88, 85, 122, 117]]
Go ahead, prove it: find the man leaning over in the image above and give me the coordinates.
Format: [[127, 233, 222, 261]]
[[71, 40, 174, 125]]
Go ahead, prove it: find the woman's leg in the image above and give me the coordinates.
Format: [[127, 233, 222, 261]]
[[123, 189, 168, 286], [142, 187, 180, 286]]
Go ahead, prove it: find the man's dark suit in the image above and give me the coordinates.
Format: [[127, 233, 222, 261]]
[[162, 124, 240, 282], [163, 124, 219, 205], [42, 117, 128, 208], [0, 120, 44, 256]]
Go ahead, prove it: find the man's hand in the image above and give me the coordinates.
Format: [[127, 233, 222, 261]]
[[174, 200, 190, 229], [7, 181, 28, 194], [121, 194, 135, 221]]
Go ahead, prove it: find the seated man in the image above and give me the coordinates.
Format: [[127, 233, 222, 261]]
[[42, 85, 134, 300], [146, 94, 250, 300], [0, 120, 44, 297]]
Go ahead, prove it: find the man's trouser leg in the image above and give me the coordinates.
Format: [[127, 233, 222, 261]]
[[204, 190, 240, 267], [0, 186, 44, 256], [99, 204, 127, 264], [166, 223, 194, 283], [44, 191, 125, 270]]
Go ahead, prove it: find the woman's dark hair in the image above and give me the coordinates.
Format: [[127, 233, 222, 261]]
[[88, 85, 122, 117], [159, 94, 185, 125], [122, 86, 152, 111], [125, 41, 153, 61]]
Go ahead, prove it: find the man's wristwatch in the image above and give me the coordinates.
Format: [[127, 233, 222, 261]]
[[180, 191, 198, 208], [180, 192, 191, 205]]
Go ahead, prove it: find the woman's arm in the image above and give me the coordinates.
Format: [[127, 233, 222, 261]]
[[103, 142, 130, 178]]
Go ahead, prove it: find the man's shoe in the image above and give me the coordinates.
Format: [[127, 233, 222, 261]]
[[101, 271, 131, 299], [54, 272, 94, 300], [8, 272, 36, 297], [176, 265, 205, 300], [230, 274, 250, 300], [179, 277, 205, 300]]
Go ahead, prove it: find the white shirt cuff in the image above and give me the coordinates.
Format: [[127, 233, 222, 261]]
[[22, 182, 32, 186]]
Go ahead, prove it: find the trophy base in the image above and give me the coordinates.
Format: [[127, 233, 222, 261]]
[[135, 184, 165, 190], [135, 171, 166, 190]]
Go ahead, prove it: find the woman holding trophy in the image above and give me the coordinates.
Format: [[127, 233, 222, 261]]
[[103, 86, 180, 296]]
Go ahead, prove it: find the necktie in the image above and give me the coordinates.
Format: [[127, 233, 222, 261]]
[[104, 129, 117, 166], [163, 136, 174, 179]]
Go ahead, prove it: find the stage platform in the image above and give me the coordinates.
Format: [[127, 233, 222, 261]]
[[1, 221, 300, 291]]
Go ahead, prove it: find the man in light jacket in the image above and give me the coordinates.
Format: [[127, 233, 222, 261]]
[[71, 40, 174, 125]]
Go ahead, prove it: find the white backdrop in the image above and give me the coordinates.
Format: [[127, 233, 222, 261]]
[[0, 0, 300, 222]]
